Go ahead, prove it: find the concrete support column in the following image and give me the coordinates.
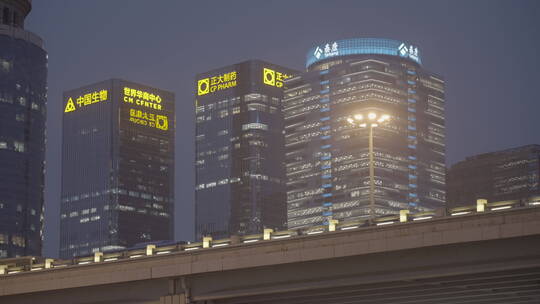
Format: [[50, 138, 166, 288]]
[[163, 277, 190, 304], [159, 294, 186, 304]]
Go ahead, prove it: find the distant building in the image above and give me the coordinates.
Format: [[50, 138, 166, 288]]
[[0, 0, 47, 258], [60, 79, 174, 258], [447, 145, 540, 208], [195, 60, 298, 240], [284, 38, 446, 229]]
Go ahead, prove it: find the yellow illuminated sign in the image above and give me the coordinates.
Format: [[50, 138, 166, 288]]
[[263, 68, 290, 88], [129, 108, 168, 131], [64, 90, 109, 113], [197, 71, 237, 96], [123, 87, 163, 111]]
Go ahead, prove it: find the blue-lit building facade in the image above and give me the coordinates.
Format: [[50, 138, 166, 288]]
[[195, 60, 297, 240], [284, 38, 446, 229], [60, 79, 174, 258], [0, 0, 47, 258]]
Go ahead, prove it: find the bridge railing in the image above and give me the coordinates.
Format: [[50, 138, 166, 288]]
[[1, 197, 539, 276]]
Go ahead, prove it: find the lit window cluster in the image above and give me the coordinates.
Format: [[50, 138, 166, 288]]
[[419, 77, 445, 93], [241, 123, 268, 131]]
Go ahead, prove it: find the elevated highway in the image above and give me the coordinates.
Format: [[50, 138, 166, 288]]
[[1, 206, 539, 303]]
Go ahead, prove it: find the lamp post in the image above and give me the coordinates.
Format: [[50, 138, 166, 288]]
[[347, 111, 391, 221]]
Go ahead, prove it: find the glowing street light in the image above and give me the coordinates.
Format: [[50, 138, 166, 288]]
[[348, 110, 391, 220]]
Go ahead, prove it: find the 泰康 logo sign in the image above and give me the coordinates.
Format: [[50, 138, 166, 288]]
[[398, 43, 419, 62], [313, 42, 339, 60]]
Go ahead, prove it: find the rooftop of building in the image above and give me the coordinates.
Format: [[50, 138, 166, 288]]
[[306, 38, 422, 68], [450, 144, 540, 169]]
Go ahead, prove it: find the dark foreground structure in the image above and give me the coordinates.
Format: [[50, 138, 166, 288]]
[[447, 144, 540, 208], [1, 205, 539, 304], [195, 60, 297, 240], [0, 0, 47, 258], [60, 79, 174, 258]]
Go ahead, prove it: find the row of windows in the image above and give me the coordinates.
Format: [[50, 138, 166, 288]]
[[332, 80, 405, 97], [62, 188, 166, 203], [0, 234, 25, 247], [419, 77, 445, 93], [196, 94, 281, 114], [0, 140, 25, 152], [196, 173, 278, 191], [0, 93, 42, 110]]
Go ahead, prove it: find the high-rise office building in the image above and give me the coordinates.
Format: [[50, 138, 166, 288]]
[[60, 79, 174, 258], [195, 60, 297, 240], [447, 145, 540, 208], [284, 38, 446, 229], [0, 0, 47, 258]]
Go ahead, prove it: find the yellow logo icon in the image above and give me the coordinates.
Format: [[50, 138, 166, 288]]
[[64, 97, 76, 113], [263, 68, 275, 86], [156, 115, 169, 131], [197, 78, 210, 96]]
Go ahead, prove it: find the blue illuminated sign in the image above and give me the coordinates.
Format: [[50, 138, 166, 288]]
[[306, 38, 422, 68]]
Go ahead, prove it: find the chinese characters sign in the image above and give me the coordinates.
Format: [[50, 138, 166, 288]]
[[313, 42, 339, 60], [64, 90, 108, 113], [398, 43, 419, 62], [197, 71, 237, 96], [123, 86, 169, 131], [129, 109, 168, 131], [306, 39, 422, 68], [123, 87, 163, 111], [263, 68, 291, 88]]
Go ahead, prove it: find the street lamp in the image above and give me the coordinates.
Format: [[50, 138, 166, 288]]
[[347, 111, 391, 221]]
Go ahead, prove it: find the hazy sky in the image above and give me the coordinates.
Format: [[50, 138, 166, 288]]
[[25, 0, 540, 257]]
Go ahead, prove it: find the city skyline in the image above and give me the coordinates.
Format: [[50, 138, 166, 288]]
[[18, 0, 540, 257]]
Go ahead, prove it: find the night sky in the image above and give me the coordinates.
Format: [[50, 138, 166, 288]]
[[24, 0, 540, 258]]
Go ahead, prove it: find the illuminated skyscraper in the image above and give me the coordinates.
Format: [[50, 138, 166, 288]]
[[195, 60, 297, 240], [60, 79, 174, 258], [0, 0, 47, 258], [284, 38, 446, 229]]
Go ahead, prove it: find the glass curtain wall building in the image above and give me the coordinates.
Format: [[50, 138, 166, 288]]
[[195, 60, 297, 240], [60, 79, 174, 258], [447, 145, 540, 208], [284, 38, 446, 229], [0, 0, 47, 258]]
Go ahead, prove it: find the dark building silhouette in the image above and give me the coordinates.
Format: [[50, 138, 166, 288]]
[[447, 145, 540, 208], [284, 38, 446, 229], [195, 60, 297, 240], [0, 0, 47, 258], [60, 79, 174, 258]]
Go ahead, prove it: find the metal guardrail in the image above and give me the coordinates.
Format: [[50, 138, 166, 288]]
[[1, 198, 539, 276]]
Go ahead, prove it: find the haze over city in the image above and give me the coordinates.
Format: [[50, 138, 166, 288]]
[[1, 1, 540, 303]]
